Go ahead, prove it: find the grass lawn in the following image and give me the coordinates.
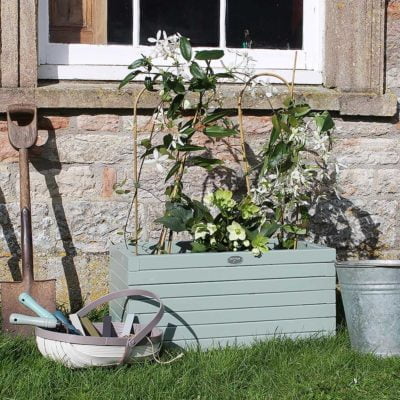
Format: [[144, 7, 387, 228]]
[[1, 330, 400, 400]]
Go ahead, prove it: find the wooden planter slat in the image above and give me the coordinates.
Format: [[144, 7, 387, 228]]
[[109, 243, 336, 349]]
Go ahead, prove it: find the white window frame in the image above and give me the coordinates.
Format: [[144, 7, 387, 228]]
[[38, 0, 325, 84]]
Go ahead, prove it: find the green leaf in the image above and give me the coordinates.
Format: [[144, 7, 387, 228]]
[[115, 189, 130, 195], [189, 157, 223, 171], [179, 36, 192, 62], [155, 203, 193, 232], [293, 105, 311, 117], [189, 77, 216, 92], [140, 139, 152, 149], [195, 50, 224, 60], [144, 77, 153, 91], [215, 72, 234, 79], [128, 59, 145, 69], [268, 142, 289, 168], [163, 134, 173, 148], [119, 70, 141, 89], [190, 200, 213, 223], [175, 144, 206, 152], [260, 222, 280, 237], [172, 81, 185, 94], [268, 114, 281, 149], [191, 241, 207, 253], [283, 97, 294, 108], [165, 162, 181, 182], [315, 111, 334, 132], [204, 126, 238, 138], [180, 127, 196, 137], [202, 111, 231, 125], [283, 224, 307, 235], [190, 62, 206, 79], [167, 94, 184, 119]]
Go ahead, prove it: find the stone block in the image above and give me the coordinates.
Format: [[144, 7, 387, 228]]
[[39, 132, 133, 164], [56, 201, 128, 253], [77, 114, 120, 132], [38, 116, 70, 130], [338, 169, 400, 197], [30, 165, 96, 200], [121, 115, 154, 132], [335, 138, 400, 166], [0, 120, 7, 132], [101, 166, 117, 198]]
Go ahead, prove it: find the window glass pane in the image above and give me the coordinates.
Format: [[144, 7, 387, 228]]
[[108, 0, 133, 44], [140, 0, 220, 47], [226, 0, 303, 49]]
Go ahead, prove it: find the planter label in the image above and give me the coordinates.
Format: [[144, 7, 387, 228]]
[[228, 256, 243, 265]]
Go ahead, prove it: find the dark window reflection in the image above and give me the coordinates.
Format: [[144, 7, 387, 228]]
[[140, 0, 219, 46], [226, 0, 303, 49], [108, 0, 133, 44]]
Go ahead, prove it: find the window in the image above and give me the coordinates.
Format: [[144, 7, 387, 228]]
[[38, 0, 324, 84]]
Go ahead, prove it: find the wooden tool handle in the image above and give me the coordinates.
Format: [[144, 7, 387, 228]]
[[19, 148, 31, 211], [21, 207, 33, 285]]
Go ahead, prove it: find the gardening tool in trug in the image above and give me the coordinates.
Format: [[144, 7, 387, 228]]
[[1, 105, 56, 335]]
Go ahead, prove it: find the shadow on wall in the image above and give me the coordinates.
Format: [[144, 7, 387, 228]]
[[0, 187, 22, 281], [200, 141, 258, 200], [311, 193, 382, 261], [30, 123, 83, 312]]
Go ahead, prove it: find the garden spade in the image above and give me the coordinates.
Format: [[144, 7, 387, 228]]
[[1, 105, 56, 335]]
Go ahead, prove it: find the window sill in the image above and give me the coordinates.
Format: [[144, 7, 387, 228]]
[[0, 81, 397, 117]]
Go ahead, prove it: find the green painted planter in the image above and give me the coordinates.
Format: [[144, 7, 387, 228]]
[[109, 242, 336, 349]]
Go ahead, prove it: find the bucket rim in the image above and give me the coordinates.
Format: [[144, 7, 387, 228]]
[[336, 260, 400, 268]]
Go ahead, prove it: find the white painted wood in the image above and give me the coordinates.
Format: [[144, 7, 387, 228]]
[[303, 0, 325, 72], [133, 0, 140, 46], [219, 0, 226, 48], [36, 336, 161, 368], [38, 0, 325, 83], [38, 65, 323, 84], [69, 314, 85, 336]]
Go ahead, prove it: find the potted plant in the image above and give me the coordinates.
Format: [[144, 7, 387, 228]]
[[110, 32, 336, 349]]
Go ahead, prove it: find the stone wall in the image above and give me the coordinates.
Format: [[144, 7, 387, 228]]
[[0, 2, 399, 310]]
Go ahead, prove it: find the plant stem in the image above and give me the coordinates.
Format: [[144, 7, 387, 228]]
[[132, 88, 146, 256], [238, 72, 291, 195], [290, 51, 298, 100], [157, 98, 203, 253]]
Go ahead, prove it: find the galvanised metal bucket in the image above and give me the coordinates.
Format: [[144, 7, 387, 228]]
[[337, 260, 400, 356]]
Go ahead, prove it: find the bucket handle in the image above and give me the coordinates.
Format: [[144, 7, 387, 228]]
[[77, 289, 164, 364]]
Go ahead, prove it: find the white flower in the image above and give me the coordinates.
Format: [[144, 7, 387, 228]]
[[144, 148, 169, 172], [148, 30, 181, 61], [147, 30, 165, 44], [194, 223, 208, 240], [194, 229, 207, 240], [227, 222, 246, 241], [252, 247, 261, 256], [210, 238, 216, 245], [243, 240, 250, 247], [183, 100, 192, 110], [169, 133, 185, 149], [207, 223, 217, 235], [204, 192, 214, 205]]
